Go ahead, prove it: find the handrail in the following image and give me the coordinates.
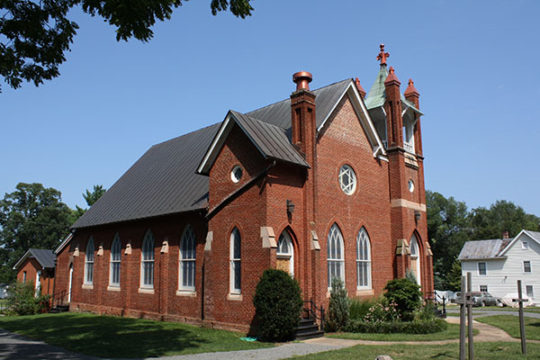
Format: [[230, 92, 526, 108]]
[[303, 300, 325, 331]]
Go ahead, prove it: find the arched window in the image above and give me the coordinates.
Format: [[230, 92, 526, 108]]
[[141, 230, 155, 288], [356, 228, 371, 289], [110, 233, 121, 287], [230, 228, 241, 294], [277, 231, 294, 277], [84, 237, 95, 284], [327, 224, 345, 288], [179, 225, 196, 291], [410, 234, 421, 285]]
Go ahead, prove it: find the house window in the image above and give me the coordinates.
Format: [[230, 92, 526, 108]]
[[522, 241, 529, 249], [524, 261, 531, 273], [179, 225, 196, 291], [84, 237, 95, 284], [22, 271, 27, 283], [339, 165, 357, 195], [480, 285, 488, 292], [526, 285, 534, 299], [141, 230, 155, 288], [478, 262, 487, 276], [356, 228, 371, 289], [110, 233, 121, 287], [230, 228, 241, 294], [35, 270, 41, 296], [327, 224, 345, 288]]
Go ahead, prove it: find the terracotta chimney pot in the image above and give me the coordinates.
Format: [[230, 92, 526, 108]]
[[293, 71, 313, 91]]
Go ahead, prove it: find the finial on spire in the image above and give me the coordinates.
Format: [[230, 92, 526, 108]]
[[404, 78, 419, 97], [384, 66, 400, 85], [377, 44, 389, 66]]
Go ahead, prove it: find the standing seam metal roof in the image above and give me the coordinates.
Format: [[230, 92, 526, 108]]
[[72, 79, 360, 229], [14, 249, 55, 270]]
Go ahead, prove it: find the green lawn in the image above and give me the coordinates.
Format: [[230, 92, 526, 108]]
[[328, 323, 477, 341], [290, 342, 540, 359], [0, 313, 272, 358], [476, 315, 540, 340], [446, 305, 540, 314]]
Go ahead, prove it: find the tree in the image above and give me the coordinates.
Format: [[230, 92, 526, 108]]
[[0, 183, 72, 282], [469, 200, 540, 240], [0, 0, 253, 91], [71, 185, 106, 222], [426, 190, 471, 288]]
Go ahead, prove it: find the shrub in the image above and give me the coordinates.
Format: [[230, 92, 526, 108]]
[[6, 282, 50, 315], [346, 318, 448, 334], [383, 278, 422, 321], [364, 298, 400, 323], [349, 298, 377, 320], [325, 278, 349, 332], [253, 269, 303, 342], [415, 302, 437, 321]]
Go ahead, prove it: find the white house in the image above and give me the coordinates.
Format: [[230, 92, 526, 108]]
[[458, 230, 540, 305]]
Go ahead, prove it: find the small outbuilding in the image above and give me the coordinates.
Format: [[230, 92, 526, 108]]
[[14, 249, 56, 296]]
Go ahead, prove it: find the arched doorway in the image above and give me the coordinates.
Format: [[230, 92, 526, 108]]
[[410, 234, 421, 285], [277, 231, 294, 277]]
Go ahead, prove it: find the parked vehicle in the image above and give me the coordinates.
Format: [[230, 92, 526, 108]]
[[470, 291, 502, 307]]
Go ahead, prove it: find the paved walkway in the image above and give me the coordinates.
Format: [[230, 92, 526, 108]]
[[445, 308, 540, 319], [0, 315, 538, 360]]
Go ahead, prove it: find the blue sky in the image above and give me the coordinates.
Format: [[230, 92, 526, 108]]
[[2, 0, 539, 216]]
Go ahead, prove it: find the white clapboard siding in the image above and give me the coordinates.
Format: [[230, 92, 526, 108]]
[[461, 232, 540, 303]]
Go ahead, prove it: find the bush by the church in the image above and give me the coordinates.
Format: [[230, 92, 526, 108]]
[[253, 269, 303, 342], [383, 278, 422, 321], [346, 318, 447, 334], [6, 282, 51, 315], [325, 278, 350, 332]]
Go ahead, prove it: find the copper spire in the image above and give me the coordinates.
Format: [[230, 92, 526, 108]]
[[377, 44, 390, 66]]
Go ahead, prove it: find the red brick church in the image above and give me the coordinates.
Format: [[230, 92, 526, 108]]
[[54, 45, 433, 331]]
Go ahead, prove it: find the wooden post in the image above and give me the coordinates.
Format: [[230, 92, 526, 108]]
[[467, 272, 474, 360], [517, 280, 527, 355], [459, 276, 466, 360]]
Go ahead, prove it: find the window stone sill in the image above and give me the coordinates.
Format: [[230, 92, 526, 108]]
[[82, 284, 93, 290], [138, 287, 155, 294], [107, 285, 120, 292], [227, 293, 242, 301], [356, 289, 374, 296], [176, 290, 196, 297]]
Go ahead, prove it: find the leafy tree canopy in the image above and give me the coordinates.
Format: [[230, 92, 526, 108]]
[[0, 0, 253, 91], [0, 183, 72, 282]]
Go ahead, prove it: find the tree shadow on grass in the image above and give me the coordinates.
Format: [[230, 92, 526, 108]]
[[0, 313, 228, 358]]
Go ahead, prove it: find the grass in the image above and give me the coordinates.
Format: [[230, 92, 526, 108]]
[[476, 315, 540, 340], [290, 342, 540, 359], [446, 305, 540, 314], [328, 323, 477, 341], [0, 312, 272, 358]]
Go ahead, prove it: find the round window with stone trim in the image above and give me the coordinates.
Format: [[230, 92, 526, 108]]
[[408, 179, 415, 193], [231, 166, 243, 183], [339, 165, 357, 195]]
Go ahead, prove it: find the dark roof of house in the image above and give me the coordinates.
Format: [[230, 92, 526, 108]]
[[13, 249, 55, 270], [72, 79, 354, 229]]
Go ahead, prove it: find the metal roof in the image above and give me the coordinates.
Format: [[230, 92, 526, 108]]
[[72, 79, 362, 229], [247, 79, 352, 130], [364, 65, 423, 115], [458, 239, 509, 260], [13, 249, 55, 270]]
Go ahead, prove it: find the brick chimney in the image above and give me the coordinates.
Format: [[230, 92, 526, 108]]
[[291, 71, 316, 159]]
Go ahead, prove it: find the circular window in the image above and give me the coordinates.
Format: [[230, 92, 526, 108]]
[[231, 166, 243, 183], [339, 165, 357, 195], [408, 179, 415, 193]]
